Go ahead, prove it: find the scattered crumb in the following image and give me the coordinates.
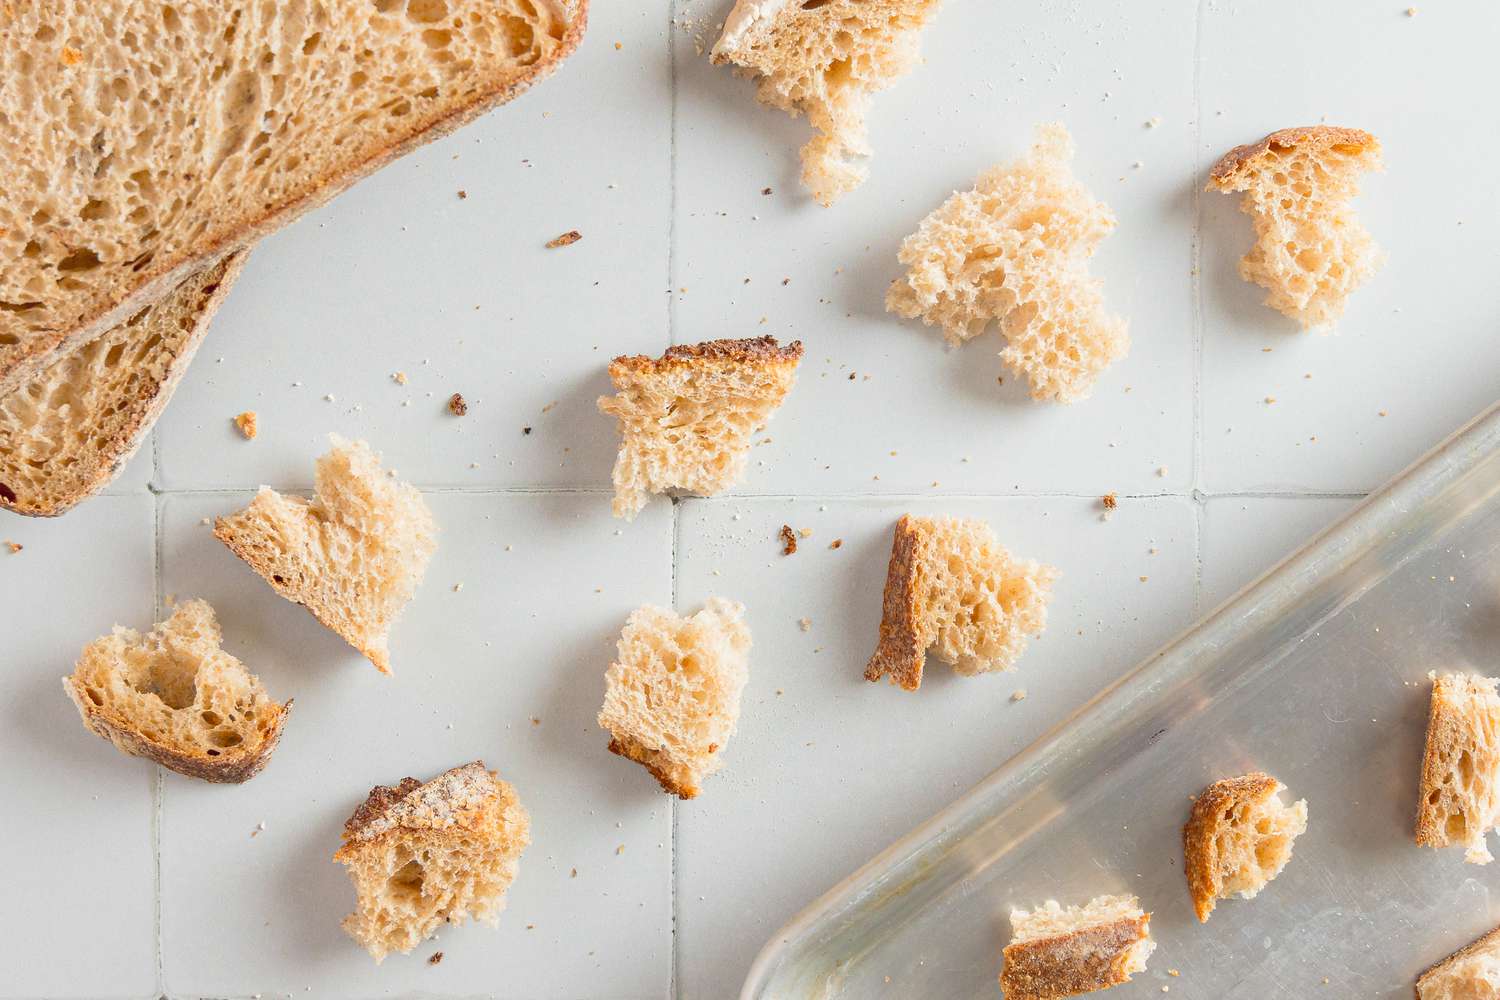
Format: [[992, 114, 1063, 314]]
[[1168, 969, 1180, 977], [829, 538, 843, 550], [798, 527, 812, 539], [530, 716, 541, 727], [614, 40, 623, 49], [570, 868, 578, 878], [1265, 396, 1276, 404], [541, 401, 558, 414], [250, 821, 266, 838], [1379, 409, 1389, 417], [1146, 115, 1162, 128], [457, 190, 467, 200], [1156, 466, 1168, 478], [523, 426, 532, 435], [779, 524, 798, 555], [762, 186, 773, 195], [798, 618, 812, 632], [5, 540, 21, 554], [616, 844, 625, 855], [393, 371, 408, 385], [428, 951, 444, 966], [546, 230, 582, 249], [1011, 689, 1027, 702], [233, 410, 258, 440], [1101, 492, 1118, 510], [323, 393, 336, 402], [452, 582, 464, 593], [1406, 6, 1417, 14], [448, 392, 469, 416], [1139, 575, 1149, 583]]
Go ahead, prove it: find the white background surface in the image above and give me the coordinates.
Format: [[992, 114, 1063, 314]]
[[2, 1, 1496, 998]]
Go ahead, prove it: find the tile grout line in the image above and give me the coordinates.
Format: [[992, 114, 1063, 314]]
[[666, 2, 681, 996], [1189, 0, 1208, 615], [151, 491, 166, 996]]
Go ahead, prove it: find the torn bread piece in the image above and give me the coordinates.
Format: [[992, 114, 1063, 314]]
[[597, 337, 802, 520], [1001, 894, 1154, 1000], [1416, 671, 1500, 864], [334, 761, 529, 963], [1183, 771, 1308, 922], [62, 599, 290, 783], [1417, 924, 1500, 1000], [710, 0, 942, 206], [865, 514, 1056, 691], [598, 598, 751, 798], [214, 435, 436, 675], [1207, 126, 1383, 329], [0, 253, 246, 517], [887, 123, 1128, 403]]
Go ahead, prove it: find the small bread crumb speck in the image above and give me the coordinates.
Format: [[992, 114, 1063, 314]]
[[233, 411, 258, 439]]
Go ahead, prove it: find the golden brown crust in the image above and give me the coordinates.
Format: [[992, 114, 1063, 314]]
[[1, 252, 247, 517], [864, 514, 928, 691], [1182, 771, 1278, 922], [1417, 923, 1500, 998], [61, 676, 290, 783], [1415, 675, 1478, 851], [607, 736, 698, 799], [999, 913, 1151, 1000], [607, 336, 804, 380], [1207, 125, 1378, 188], [0, 2, 590, 395]]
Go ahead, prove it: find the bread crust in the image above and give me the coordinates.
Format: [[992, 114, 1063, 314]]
[[61, 676, 290, 783], [999, 911, 1151, 1000], [1182, 771, 1278, 922], [606, 736, 698, 799], [864, 514, 928, 691], [1416, 923, 1500, 999], [1206, 125, 1378, 188], [1414, 673, 1498, 855], [0, 1, 589, 395], [607, 336, 804, 377], [1, 252, 247, 517]]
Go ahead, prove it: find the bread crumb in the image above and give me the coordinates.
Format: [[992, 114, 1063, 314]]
[[250, 821, 266, 838], [1406, 6, 1417, 14], [1139, 575, 1149, 583], [233, 411, 258, 440], [614, 40, 623, 49], [1265, 396, 1276, 404], [1146, 116, 1162, 128], [570, 868, 578, 878], [546, 230, 582, 248], [1168, 969, 1180, 977], [323, 393, 336, 402], [616, 844, 625, 855], [1101, 492, 1118, 510], [779, 524, 798, 555], [1379, 409, 1388, 417], [457, 190, 467, 200], [393, 371, 408, 384], [762, 186, 773, 195], [798, 618, 812, 632], [1156, 466, 1168, 477], [5, 540, 21, 554], [798, 527, 812, 538], [522, 426, 532, 435], [530, 716, 541, 726], [452, 582, 464, 593], [448, 392, 469, 416], [1011, 689, 1026, 702], [428, 951, 444, 966], [829, 538, 843, 549]]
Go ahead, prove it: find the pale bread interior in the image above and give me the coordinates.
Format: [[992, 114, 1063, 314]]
[[597, 598, 751, 798], [710, 0, 941, 205], [1009, 895, 1154, 973], [1420, 672, 1500, 864], [0, 0, 577, 387], [886, 123, 1128, 403], [213, 435, 436, 674], [335, 762, 529, 963], [1209, 782, 1307, 903], [1418, 930, 1500, 1000]]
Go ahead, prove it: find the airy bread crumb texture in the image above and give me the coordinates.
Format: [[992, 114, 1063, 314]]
[[0, 254, 245, 516], [597, 337, 802, 520], [710, 0, 941, 205], [1182, 771, 1308, 922], [1416, 671, 1500, 864], [1207, 125, 1383, 329], [886, 123, 1128, 403], [0, 0, 585, 392], [62, 598, 290, 783], [1001, 894, 1154, 1000], [865, 514, 1056, 691], [334, 761, 529, 963], [213, 434, 436, 674], [1418, 924, 1500, 1000], [597, 598, 751, 799]]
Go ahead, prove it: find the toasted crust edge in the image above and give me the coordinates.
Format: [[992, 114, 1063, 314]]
[[61, 675, 291, 783], [864, 514, 927, 691], [999, 911, 1151, 1000], [1206, 125, 1379, 189], [1416, 923, 1500, 998], [1, 252, 248, 518], [607, 736, 700, 799], [1414, 674, 1483, 851], [1182, 771, 1279, 922], [0, 2, 589, 396], [606, 336, 804, 380]]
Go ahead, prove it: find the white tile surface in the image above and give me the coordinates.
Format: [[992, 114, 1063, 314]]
[[155, 491, 673, 998], [1200, 494, 1360, 610], [0, 496, 157, 999]]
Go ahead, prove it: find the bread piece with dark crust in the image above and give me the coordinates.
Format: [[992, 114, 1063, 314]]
[[1208, 125, 1377, 184], [1000, 895, 1154, 1000], [1183, 771, 1307, 922], [1416, 923, 1500, 999], [1415, 672, 1500, 864]]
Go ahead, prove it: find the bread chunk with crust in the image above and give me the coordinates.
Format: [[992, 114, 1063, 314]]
[[1207, 125, 1383, 329], [63, 599, 290, 783], [710, 0, 942, 205], [1183, 771, 1307, 922], [1000, 894, 1154, 1000], [865, 514, 1056, 691], [1416, 672, 1500, 864], [598, 598, 751, 798], [598, 337, 802, 520], [334, 761, 529, 963], [214, 435, 436, 675], [1417, 924, 1500, 1000]]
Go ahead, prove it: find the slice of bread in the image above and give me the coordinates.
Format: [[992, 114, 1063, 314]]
[[597, 337, 802, 520], [865, 515, 1056, 691], [1416, 671, 1500, 864], [213, 435, 436, 674], [886, 123, 1129, 403], [710, 0, 941, 205], [597, 598, 751, 799], [0, 253, 245, 517], [62, 599, 290, 783], [334, 761, 529, 963], [1182, 771, 1308, 923], [1417, 924, 1500, 1000], [1000, 894, 1154, 1000], [0, 0, 587, 394], [1207, 126, 1383, 330]]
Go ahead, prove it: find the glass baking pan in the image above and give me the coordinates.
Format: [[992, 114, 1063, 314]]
[[742, 400, 1500, 999]]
